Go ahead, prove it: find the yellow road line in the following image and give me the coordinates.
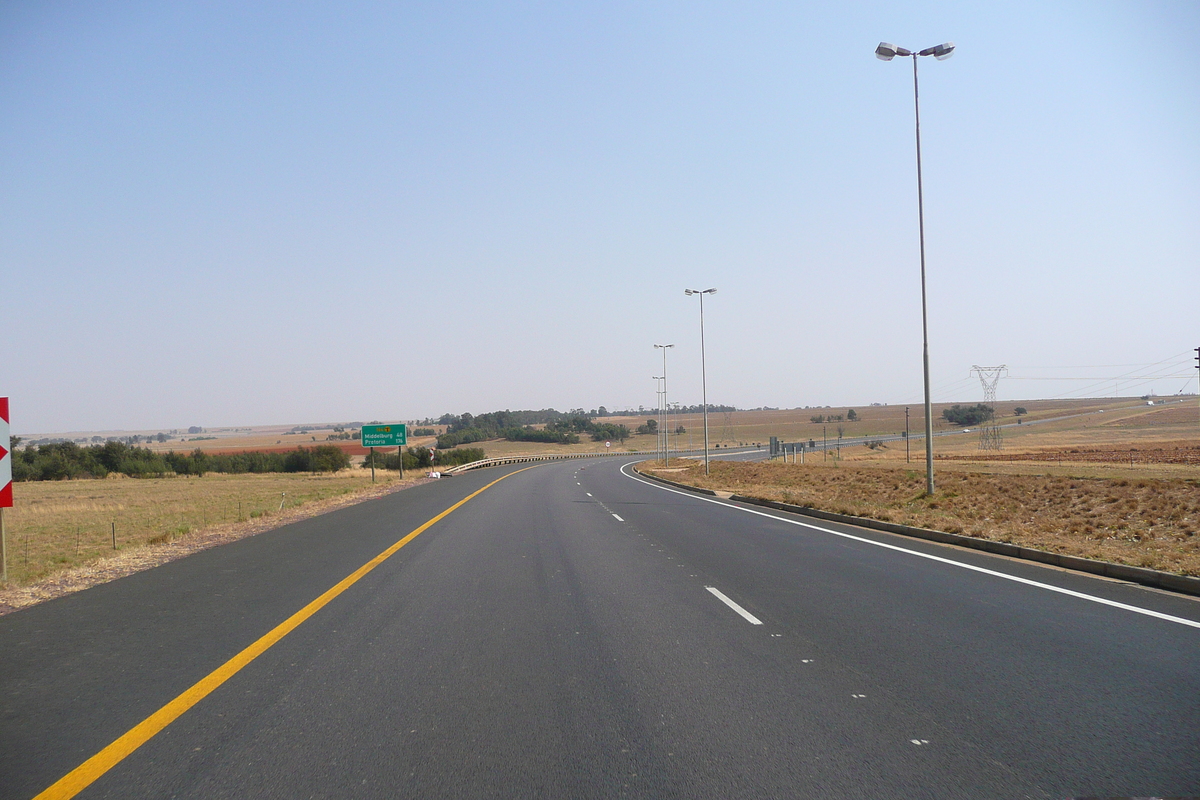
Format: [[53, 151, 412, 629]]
[[34, 465, 538, 800]]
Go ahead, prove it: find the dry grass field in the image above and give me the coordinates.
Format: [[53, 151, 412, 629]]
[[640, 453, 1200, 577], [1, 470, 413, 588], [633, 396, 1200, 578], [33, 422, 444, 458]]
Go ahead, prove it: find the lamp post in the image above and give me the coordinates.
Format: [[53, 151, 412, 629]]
[[684, 288, 716, 474], [653, 375, 665, 465], [654, 344, 674, 466], [876, 40, 954, 496]]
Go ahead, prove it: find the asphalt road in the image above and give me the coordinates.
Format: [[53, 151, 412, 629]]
[[2, 456, 1198, 798]]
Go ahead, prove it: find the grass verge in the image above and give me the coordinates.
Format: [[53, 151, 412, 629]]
[[639, 459, 1200, 577], [2, 469, 412, 587]]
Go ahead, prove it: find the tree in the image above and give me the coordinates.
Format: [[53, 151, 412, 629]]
[[635, 418, 658, 435], [1014, 407, 1027, 416], [847, 409, 858, 421], [590, 423, 630, 443], [942, 403, 993, 426]]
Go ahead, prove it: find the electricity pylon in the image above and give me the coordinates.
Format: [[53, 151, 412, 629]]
[[971, 365, 1008, 450]]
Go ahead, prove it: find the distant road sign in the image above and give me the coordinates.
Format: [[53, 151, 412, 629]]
[[361, 424, 407, 448]]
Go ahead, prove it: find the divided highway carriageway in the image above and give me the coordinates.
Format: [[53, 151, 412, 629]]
[[2, 455, 1198, 798]]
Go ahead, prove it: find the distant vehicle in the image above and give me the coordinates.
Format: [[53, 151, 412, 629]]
[[962, 429, 971, 433]]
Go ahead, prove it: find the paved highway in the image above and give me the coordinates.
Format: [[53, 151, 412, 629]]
[[2, 456, 1198, 798]]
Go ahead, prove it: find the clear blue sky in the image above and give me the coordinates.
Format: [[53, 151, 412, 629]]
[[3, 1, 1198, 434]]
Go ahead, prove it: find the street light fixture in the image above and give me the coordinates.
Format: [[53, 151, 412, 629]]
[[654, 344, 674, 466], [876, 40, 954, 496], [684, 288, 717, 474]]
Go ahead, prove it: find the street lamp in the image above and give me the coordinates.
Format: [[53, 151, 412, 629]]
[[654, 344, 674, 466], [652, 375, 665, 465], [684, 288, 716, 474], [876, 40, 954, 496]]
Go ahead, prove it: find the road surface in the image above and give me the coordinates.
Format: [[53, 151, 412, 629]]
[[2, 456, 1198, 798]]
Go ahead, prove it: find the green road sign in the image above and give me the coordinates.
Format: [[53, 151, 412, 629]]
[[361, 423, 407, 447]]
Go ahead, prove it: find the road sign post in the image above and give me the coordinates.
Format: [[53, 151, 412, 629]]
[[361, 424, 407, 483]]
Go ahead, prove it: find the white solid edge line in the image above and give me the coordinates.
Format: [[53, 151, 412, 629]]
[[707, 586, 764, 624], [621, 464, 1200, 631], [612, 514, 624, 522]]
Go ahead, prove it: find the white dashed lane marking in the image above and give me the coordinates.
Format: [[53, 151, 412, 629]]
[[706, 586, 763, 625]]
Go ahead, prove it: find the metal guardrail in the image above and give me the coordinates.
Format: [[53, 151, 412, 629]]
[[441, 446, 748, 475]]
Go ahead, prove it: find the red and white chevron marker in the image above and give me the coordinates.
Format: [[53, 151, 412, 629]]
[[0, 397, 11, 508]]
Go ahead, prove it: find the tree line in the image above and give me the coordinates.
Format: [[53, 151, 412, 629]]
[[435, 410, 632, 448], [362, 446, 485, 471], [11, 440, 352, 481], [12, 438, 493, 482]]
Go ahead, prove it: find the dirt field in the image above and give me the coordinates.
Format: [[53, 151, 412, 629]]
[[944, 441, 1200, 466]]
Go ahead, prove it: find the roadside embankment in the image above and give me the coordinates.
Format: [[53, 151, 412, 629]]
[[636, 460, 1200, 584]]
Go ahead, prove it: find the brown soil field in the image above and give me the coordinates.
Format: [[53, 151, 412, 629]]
[[944, 441, 1200, 466], [639, 459, 1200, 577]]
